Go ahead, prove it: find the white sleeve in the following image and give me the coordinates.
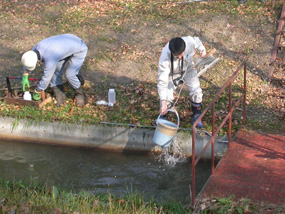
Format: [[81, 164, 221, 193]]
[[157, 46, 171, 101], [193, 37, 206, 53]]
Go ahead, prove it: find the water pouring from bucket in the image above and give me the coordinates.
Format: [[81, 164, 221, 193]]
[[156, 140, 187, 167], [153, 109, 180, 148]]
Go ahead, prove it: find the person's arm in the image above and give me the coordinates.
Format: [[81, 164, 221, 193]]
[[36, 60, 57, 91], [160, 100, 168, 115], [157, 48, 171, 115], [157, 62, 170, 102], [32, 60, 56, 100], [200, 49, 206, 57], [193, 37, 206, 57]]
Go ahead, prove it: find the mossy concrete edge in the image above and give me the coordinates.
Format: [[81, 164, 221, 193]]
[[0, 117, 228, 159]]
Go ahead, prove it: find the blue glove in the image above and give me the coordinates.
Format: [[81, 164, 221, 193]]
[[22, 75, 30, 92], [32, 89, 41, 101]]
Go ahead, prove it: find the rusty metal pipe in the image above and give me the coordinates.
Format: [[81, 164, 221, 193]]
[[7, 76, 39, 81], [270, 3, 285, 65], [229, 82, 232, 147], [243, 63, 247, 125], [195, 96, 243, 166], [191, 127, 196, 205], [191, 62, 247, 205], [211, 103, 215, 174]]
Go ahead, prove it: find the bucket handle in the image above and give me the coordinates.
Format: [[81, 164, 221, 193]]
[[157, 108, 180, 127]]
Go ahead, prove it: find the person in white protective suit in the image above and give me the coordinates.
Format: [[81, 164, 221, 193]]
[[156, 36, 206, 128]]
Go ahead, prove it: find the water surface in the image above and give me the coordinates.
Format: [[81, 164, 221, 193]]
[[0, 139, 211, 203]]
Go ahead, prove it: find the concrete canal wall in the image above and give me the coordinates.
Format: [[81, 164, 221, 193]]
[[0, 117, 228, 159]]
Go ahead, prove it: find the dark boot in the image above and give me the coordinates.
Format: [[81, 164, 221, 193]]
[[76, 74, 85, 86], [191, 102, 204, 129], [53, 85, 66, 107], [74, 87, 85, 106]]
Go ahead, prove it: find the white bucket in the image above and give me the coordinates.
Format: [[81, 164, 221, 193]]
[[152, 109, 180, 148]]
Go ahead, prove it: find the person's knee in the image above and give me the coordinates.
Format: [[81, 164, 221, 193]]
[[190, 92, 203, 104], [65, 68, 75, 79], [65, 73, 80, 88]]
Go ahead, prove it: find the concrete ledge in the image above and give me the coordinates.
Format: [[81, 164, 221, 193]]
[[0, 117, 228, 159]]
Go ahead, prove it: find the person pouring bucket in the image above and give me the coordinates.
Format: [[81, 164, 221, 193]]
[[154, 36, 207, 128], [21, 34, 88, 106]]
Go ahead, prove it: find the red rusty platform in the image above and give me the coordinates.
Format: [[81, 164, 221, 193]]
[[199, 130, 285, 204]]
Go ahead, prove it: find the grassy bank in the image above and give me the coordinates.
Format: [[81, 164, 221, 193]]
[[0, 180, 189, 214], [0, 0, 284, 135], [1, 180, 283, 214]]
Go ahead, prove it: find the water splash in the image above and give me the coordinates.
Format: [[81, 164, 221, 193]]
[[156, 140, 187, 167]]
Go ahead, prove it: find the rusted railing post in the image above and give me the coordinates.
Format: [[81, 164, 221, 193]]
[[270, 4, 285, 66], [191, 128, 196, 205], [190, 62, 247, 206], [243, 63, 247, 125], [211, 103, 215, 174], [229, 82, 232, 147]]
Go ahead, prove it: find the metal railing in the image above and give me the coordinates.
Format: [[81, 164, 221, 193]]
[[269, 3, 285, 82], [270, 3, 285, 66], [191, 62, 247, 205]]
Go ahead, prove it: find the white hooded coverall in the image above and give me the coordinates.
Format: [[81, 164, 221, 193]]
[[157, 36, 206, 105]]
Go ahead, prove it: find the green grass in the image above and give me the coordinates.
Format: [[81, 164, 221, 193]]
[[0, 66, 280, 135], [1, 179, 283, 214], [0, 179, 188, 214]]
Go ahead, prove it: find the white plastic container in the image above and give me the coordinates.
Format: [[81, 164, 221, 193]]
[[23, 91, 32, 100], [108, 89, 116, 106]]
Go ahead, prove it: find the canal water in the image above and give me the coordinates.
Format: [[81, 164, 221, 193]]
[[0, 139, 212, 203]]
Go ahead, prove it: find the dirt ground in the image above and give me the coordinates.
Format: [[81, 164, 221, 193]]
[[0, 0, 284, 133], [0, 1, 278, 80]]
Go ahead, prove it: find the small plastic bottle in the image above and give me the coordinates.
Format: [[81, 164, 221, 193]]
[[108, 89, 116, 107], [23, 91, 32, 100]]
